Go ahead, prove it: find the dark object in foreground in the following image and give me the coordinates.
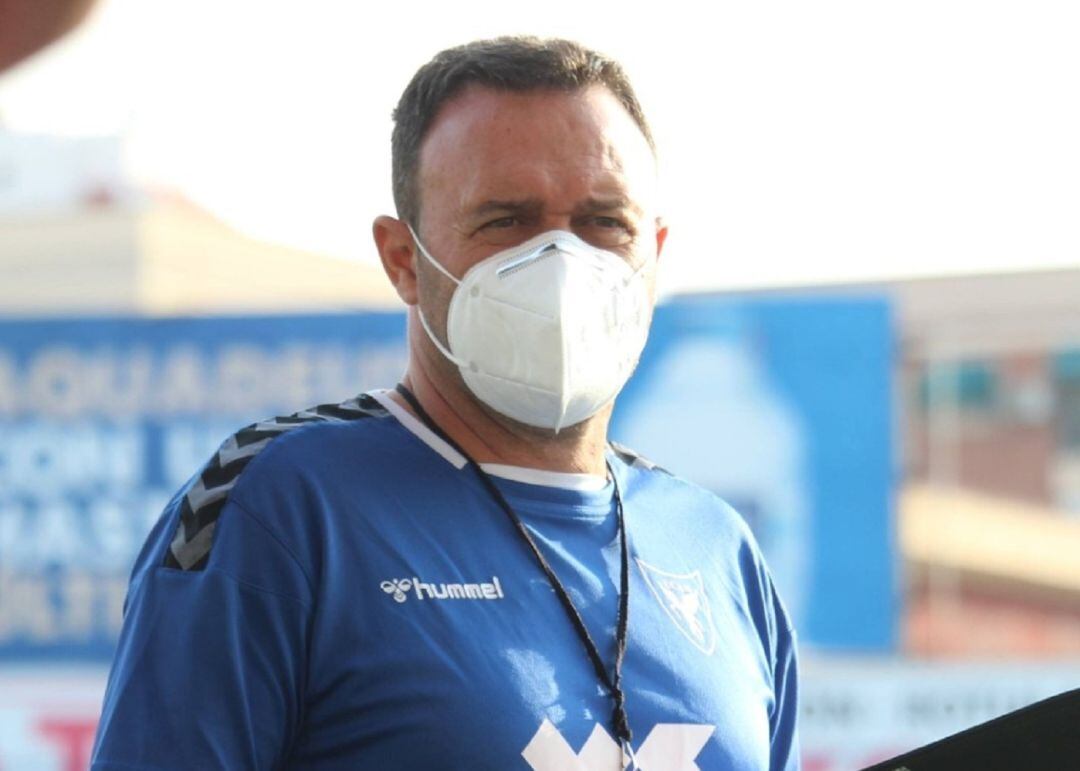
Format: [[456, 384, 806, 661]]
[[0, 0, 97, 73], [861, 688, 1080, 771]]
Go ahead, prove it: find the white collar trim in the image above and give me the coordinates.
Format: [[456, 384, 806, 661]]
[[477, 463, 608, 491], [369, 389, 467, 469], [369, 389, 608, 490]]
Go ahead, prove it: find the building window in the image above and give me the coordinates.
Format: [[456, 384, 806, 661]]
[[1056, 351, 1080, 450], [918, 360, 998, 413]]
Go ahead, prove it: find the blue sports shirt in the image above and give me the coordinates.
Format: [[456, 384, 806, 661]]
[[92, 390, 799, 770]]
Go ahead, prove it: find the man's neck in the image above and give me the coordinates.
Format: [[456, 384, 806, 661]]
[[396, 362, 611, 477]]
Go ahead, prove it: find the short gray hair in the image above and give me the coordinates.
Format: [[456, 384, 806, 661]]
[[390, 36, 655, 227]]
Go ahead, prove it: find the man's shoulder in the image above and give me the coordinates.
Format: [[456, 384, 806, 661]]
[[609, 441, 672, 475], [613, 440, 758, 544], [612, 440, 794, 657], [229, 392, 396, 469], [163, 392, 393, 571]]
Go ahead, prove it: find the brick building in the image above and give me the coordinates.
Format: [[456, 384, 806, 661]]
[[892, 269, 1080, 656]]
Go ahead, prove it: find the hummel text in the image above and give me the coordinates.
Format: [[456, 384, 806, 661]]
[[381, 576, 504, 603]]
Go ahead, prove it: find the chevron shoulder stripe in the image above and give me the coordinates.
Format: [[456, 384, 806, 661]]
[[164, 393, 388, 571], [609, 441, 670, 475]]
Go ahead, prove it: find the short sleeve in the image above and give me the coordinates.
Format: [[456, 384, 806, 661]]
[[768, 594, 801, 770], [91, 496, 313, 770]]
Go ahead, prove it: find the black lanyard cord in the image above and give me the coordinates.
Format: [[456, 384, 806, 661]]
[[394, 384, 633, 750]]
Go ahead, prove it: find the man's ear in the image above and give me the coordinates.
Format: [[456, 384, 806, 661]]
[[654, 216, 669, 260], [373, 215, 419, 305]]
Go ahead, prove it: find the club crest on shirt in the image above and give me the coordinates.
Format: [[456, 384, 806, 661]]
[[636, 559, 716, 656]]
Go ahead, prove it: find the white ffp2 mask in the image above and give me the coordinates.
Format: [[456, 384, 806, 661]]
[[409, 226, 653, 432]]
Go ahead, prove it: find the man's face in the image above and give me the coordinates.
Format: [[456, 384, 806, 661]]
[[413, 84, 666, 346]]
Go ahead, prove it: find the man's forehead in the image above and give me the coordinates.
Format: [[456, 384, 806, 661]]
[[428, 82, 642, 133], [416, 84, 658, 220]]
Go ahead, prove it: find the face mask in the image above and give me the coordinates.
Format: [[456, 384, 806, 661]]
[[409, 225, 654, 432]]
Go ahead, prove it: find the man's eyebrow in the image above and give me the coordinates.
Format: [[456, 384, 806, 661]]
[[467, 199, 544, 219], [573, 196, 644, 217]]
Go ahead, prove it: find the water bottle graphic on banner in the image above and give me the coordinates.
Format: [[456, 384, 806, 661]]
[[616, 335, 811, 629]]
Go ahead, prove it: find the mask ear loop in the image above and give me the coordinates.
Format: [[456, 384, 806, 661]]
[[621, 252, 655, 288], [407, 223, 463, 285], [406, 223, 473, 371]]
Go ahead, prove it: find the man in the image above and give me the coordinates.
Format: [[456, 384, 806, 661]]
[[92, 37, 799, 770]]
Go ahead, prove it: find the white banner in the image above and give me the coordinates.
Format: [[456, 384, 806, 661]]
[[800, 657, 1080, 769], [0, 667, 106, 771], [1, 659, 1079, 770]]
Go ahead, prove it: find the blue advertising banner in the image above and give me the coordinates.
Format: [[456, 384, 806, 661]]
[[0, 313, 407, 661], [0, 297, 894, 663], [612, 294, 895, 650]]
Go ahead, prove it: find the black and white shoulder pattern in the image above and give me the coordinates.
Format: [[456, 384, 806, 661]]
[[609, 441, 671, 475], [164, 393, 389, 571]]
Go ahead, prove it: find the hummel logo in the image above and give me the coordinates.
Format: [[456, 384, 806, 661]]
[[380, 578, 413, 603], [380, 576, 504, 602]]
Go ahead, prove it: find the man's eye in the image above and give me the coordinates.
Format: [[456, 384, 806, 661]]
[[581, 216, 635, 249], [483, 216, 518, 229]]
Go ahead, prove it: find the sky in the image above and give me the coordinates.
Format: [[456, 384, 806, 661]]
[[0, 0, 1078, 295]]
